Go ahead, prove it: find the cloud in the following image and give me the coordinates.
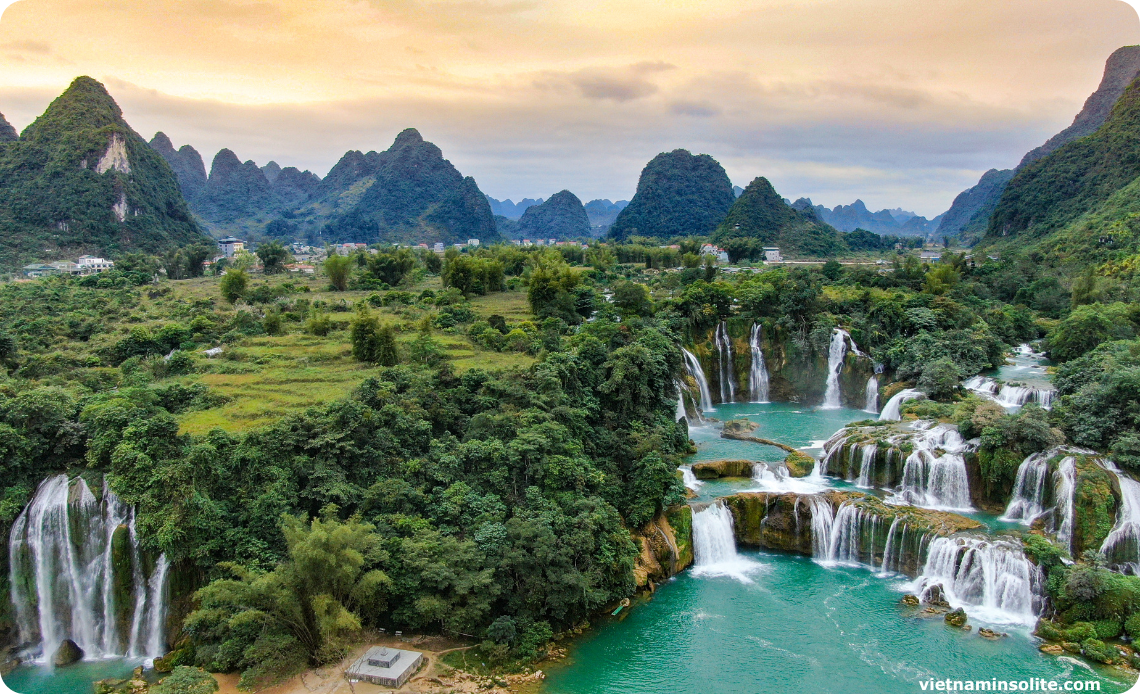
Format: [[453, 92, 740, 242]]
[[0, 0, 1137, 214], [670, 99, 720, 117]]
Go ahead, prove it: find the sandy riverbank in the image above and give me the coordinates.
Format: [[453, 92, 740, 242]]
[[211, 636, 545, 694]]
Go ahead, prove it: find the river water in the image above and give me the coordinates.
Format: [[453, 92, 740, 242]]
[[543, 400, 1133, 693]]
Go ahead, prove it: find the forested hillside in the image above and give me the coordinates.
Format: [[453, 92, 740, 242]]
[[0, 77, 205, 267]]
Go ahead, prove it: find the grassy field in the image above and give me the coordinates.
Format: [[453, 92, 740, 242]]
[[104, 272, 538, 434]]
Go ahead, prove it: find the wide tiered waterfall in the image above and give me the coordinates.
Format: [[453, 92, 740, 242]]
[[821, 329, 848, 409], [681, 348, 713, 414], [808, 499, 917, 575], [963, 376, 1055, 409], [879, 389, 923, 422], [1098, 460, 1140, 573], [888, 424, 973, 511], [910, 536, 1044, 626], [715, 322, 736, 403], [7, 474, 170, 663], [691, 501, 761, 581], [748, 323, 770, 403]]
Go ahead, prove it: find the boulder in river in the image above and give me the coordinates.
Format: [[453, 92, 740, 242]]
[[53, 639, 84, 666], [923, 584, 950, 607], [944, 608, 968, 628], [899, 594, 920, 606], [978, 628, 1007, 639], [722, 419, 759, 436]]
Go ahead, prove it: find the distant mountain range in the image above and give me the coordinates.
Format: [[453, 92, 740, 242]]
[[0, 77, 205, 267], [792, 198, 941, 237], [940, 45, 1140, 243], [152, 129, 499, 245], [486, 196, 542, 220]]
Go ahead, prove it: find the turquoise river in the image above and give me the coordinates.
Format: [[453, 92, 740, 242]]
[[541, 401, 1136, 694]]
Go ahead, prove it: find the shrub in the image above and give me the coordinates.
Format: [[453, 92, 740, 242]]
[[323, 255, 354, 291], [306, 312, 332, 337], [151, 667, 219, 694], [219, 269, 248, 304]]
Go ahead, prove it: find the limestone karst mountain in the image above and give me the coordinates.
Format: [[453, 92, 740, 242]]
[[609, 149, 736, 241], [713, 177, 841, 256], [515, 190, 590, 240], [941, 45, 1140, 242], [0, 112, 17, 142], [0, 77, 204, 266]]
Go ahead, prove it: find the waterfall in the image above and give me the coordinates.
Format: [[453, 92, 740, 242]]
[[750, 462, 830, 495], [1054, 457, 1077, 552], [715, 322, 737, 403], [910, 536, 1044, 626], [878, 389, 924, 422], [1000, 451, 1052, 523], [7, 474, 170, 663], [674, 380, 688, 422], [879, 518, 901, 576], [682, 348, 714, 413], [748, 323, 770, 403], [963, 376, 998, 396], [888, 423, 973, 511], [864, 377, 879, 414], [691, 501, 762, 582], [855, 443, 878, 488], [807, 496, 835, 559], [821, 329, 848, 409], [680, 466, 702, 492], [1098, 459, 1140, 573]]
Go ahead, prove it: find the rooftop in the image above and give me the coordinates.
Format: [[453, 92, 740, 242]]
[[346, 646, 423, 687]]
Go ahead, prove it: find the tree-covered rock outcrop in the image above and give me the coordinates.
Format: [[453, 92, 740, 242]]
[[148, 133, 208, 202], [609, 149, 735, 241], [988, 72, 1140, 241], [0, 112, 17, 143], [711, 177, 842, 257], [515, 190, 589, 240], [0, 77, 205, 268]]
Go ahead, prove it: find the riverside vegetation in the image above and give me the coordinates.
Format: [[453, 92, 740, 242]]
[[5, 230, 1140, 689], [10, 58, 1140, 692]]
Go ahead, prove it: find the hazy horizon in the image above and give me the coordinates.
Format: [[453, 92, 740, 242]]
[[1, 0, 1138, 217]]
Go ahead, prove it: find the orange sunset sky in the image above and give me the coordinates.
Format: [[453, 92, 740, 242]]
[[0, 0, 1137, 215]]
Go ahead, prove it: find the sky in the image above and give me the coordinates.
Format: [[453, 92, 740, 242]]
[[0, 0, 1137, 217]]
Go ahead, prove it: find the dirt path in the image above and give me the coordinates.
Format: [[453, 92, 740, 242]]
[[212, 636, 546, 694]]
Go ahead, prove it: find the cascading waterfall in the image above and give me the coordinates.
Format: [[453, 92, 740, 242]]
[[864, 377, 879, 414], [1098, 459, 1140, 573], [996, 385, 1055, 409], [1054, 457, 1077, 552], [888, 423, 973, 511], [821, 329, 849, 409], [879, 389, 924, 422], [821, 502, 880, 566], [807, 496, 835, 559], [855, 444, 878, 488], [965, 376, 1054, 410], [879, 518, 901, 576], [748, 323, 770, 403], [1000, 450, 1052, 523], [910, 536, 1044, 626], [715, 322, 737, 403], [7, 474, 170, 663], [691, 501, 761, 582], [681, 348, 714, 413], [680, 466, 702, 492], [674, 380, 688, 422], [963, 376, 998, 396]]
